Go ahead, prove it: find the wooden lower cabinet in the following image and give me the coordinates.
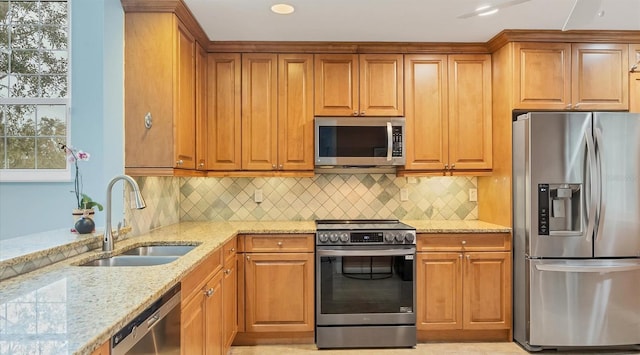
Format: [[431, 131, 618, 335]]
[[181, 247, 224, 355], [222, 239, 238, 353], [90, 341, 109, 355], [234, 234, 315, 344], [416, 233, 511, 341], [243, 252, 314, 332]]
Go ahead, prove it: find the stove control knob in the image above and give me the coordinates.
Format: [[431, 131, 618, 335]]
[[339, 233, 349, 243], [404, 233, 415, 243], [395, 233, 405, 243], [329, 233, 339, 243], [385, 233, 395, 243], [318, 233, 329, 243]]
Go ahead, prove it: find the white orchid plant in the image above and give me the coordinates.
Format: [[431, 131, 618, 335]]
[[58, 143, 103, 211]]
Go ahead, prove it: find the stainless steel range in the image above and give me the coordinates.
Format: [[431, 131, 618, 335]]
[[315, 219, 417, 349]]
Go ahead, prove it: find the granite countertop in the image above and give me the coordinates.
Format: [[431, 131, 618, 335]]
[[0, 219, 509, 354]]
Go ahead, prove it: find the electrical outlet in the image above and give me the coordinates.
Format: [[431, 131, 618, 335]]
[[468, 188, 478, 202], [400, 188, 409, 201], [254, 189, 263, 203]]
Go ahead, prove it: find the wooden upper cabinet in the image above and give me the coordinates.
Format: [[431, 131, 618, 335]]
[[448, 54, 492, 171], [403, 54, 492, 173], [241, 53, 314, 171], [277, 54, 314, 170], [242, 53, 278, 170], [314, 54, 358, 116], [631, 72, 640, 113], [513, 42, 571, 110], [359, 54, 404, 116], [571, 43, 628, 110], [175, 21, 196, 169], [207, 53, 242, 170], [314, 54, 403, 116], [404, 55, 449, 170], [513, 42, 629, 110], [631, 43, 640, 72], [195, 42, 207, 171], [124, 12, 198, 174]]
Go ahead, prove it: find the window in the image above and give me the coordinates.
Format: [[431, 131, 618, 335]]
[[0, 0, 70, 182]]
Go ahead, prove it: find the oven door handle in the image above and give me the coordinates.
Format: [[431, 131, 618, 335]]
[[317, 248, 415, 257]]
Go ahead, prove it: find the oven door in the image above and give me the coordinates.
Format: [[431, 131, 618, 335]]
[[316, 245, 416, 326]]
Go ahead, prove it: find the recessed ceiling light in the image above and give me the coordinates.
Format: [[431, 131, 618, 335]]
[[478, 8, 499, 16], [271, 3, 295, 15]]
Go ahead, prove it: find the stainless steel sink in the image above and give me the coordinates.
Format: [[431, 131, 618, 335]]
[[120, 245, 197, 256], [79, 255, 179, 267]]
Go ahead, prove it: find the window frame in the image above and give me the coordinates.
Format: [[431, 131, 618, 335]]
[[0, 0, 72, 183]]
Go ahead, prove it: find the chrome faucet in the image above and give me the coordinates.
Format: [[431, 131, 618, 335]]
[[103, 175, 146, 252]]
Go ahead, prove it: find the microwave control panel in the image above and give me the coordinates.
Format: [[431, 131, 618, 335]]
[[392, 126, 403, 157]]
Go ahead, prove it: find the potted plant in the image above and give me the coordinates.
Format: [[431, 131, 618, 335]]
[[59, 143, 103, 233]]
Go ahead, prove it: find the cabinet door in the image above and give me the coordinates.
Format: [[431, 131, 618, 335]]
[[416, 252, 463, 330], [277, 54, 314, 170], [448, 54, 492, 171], [463, 251, 511, 330], [571, 43, 629, 110], [207, 53, 242, 170], [244, 252, 314, 332], [630, 44, 640, 72], [195, 42, 207, 170], [513, 42, 571, 110], [631, 73, 640, 113], [242, 54, 278, 170], [222, 255, 238, 353], [124, 13, 174, 168], [205, 273, 224, 355], [404, 55, 448, 170], [359, 54, 404, 116], [90, 341, 109, 355], [314, 54, 359, 116], [175, 20, 196, 169], [182, 290, 205, 355]]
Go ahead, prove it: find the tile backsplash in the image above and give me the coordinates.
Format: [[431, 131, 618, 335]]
[[127, 174, 477, 234]]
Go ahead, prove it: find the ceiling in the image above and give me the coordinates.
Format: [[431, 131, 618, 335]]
[[182, 0, 640, 43]]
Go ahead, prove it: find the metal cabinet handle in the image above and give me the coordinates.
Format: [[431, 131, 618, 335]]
[[176, 159, 184, 166], [277, 241, 283, 247], [353, 111, 358, 116], [230, 247, 235, 252], [246, 255, 250, 260], [224, 269, 231, 275], [272, 164, 276, 169], [451, 163, 455, 169], [278, 164, 283, 169], [466, 255, 470, 260], [204, 288, 214, 297], [360, 111, 365, 116], [199, 162, 204, 168], [566, 104, 572, 109], [144, 112, 153, 129], [444, 164, 449, 170], [459, 254, 463, 258]]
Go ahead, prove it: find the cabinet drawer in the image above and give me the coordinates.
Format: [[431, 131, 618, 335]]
[[241, 234, 314, 253], [182, 247, 222, 302], [223, 236, 238, 262], [417, 233, 511, 252]]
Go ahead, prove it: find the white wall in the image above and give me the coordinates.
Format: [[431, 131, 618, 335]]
[[0, 0, 125, 239]]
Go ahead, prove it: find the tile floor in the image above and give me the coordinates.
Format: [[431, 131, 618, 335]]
[[230, 343, 640, 355]]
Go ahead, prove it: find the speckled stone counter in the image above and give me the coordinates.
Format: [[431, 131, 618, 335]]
[[0, 219, 507, 354]]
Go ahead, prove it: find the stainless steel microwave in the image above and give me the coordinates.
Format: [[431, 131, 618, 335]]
[[314, 117, 406, 167]]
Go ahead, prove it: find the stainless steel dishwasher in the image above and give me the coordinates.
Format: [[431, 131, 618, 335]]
[[111, 283, 181, 355]]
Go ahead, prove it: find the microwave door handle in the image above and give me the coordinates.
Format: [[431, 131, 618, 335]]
[[386, 122, 392, 161]]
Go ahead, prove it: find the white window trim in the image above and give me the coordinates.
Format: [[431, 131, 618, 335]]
[[0, 0, 72, 183]]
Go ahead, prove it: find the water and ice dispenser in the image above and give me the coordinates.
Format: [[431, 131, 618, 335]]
[[538, 183, 582, 235]]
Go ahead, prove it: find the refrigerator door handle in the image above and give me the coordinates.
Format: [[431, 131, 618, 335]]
[[593, 127, 606, 243], [535, 264, 640, 273], [584, 130, 598, 243]]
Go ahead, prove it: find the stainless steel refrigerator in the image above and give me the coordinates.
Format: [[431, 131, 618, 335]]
[[512, 112, 640, 351]]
